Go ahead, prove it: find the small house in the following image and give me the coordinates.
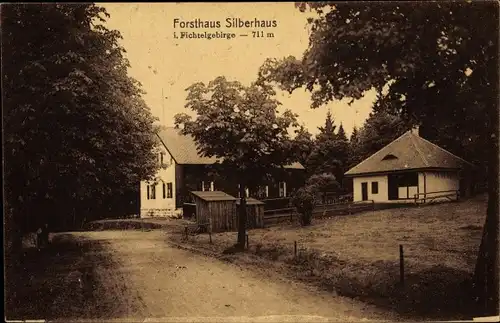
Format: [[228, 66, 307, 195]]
[[235, 198, 265, 229], [190, 191, 237, 232], [344, 127, 475, 204]]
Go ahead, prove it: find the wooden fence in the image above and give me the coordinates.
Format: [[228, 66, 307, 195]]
[[413, 190, 460, 205], [262, 200, 375, 227]]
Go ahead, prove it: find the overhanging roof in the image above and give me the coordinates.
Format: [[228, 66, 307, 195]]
[[345, 130, 474, 176]]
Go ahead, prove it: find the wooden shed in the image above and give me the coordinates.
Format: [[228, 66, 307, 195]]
[[235, 198, 265, 229], [190, 191, 237, 232]]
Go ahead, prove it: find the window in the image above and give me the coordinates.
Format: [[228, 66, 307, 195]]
[[256, 185, 269, 198], [167, 183, 173, 198], [162, 183, 166, 198], [382, 154, 398, 161], [150, 184, 156, 199], [201, 181, 214, 192], [371, 182, 379, 194], [279, 182, 287, 197], [397, 172, 418, 187], [237, 184, 250, 198]]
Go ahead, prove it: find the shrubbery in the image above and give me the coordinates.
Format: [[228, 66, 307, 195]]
[[292, 186, 317, 226]]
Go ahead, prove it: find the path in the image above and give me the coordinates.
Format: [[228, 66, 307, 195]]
[[56, 230, 398, 321]]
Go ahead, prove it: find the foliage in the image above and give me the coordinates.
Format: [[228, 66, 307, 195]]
[[3, 4, 159, 238], [292, 125, 314, 166], [348, 108, 408, 168], [306, 173, 339, 194], [292, 186, 316, 226], [307, 111, 349, 185], [175, 76, 299, 247]]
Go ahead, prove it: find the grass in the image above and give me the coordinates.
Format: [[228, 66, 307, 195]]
[[5, 233, 133, 320], [169, 194, 488, 320]]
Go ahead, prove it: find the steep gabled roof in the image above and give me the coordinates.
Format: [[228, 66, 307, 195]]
[[157, 127, 304, 169], [157, 127, 218, 165], [345, 130, 474, 176]]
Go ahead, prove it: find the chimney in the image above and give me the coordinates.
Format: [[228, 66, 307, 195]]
[[411, 125, 420, 136]]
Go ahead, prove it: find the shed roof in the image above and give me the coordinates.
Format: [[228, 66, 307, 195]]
[[345, 130, 474, 176], [157, 127, 304, 169], [190, 191, 238, 202], [236, 197, 265, 205]]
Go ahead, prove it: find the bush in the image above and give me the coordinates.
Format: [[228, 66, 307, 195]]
[[292, 186, 317, 226]]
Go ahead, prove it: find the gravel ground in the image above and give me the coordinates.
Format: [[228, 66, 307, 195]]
[[6, 229, 399, 321], [83, 230, 396, 321]]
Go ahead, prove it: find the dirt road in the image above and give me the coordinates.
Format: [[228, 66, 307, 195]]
[[56, 230, 398, 321]]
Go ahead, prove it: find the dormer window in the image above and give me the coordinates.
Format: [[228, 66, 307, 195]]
[[382, 154, 398, 161]]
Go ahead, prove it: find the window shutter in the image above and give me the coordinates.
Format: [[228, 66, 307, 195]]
[[147, 185, 150, 200], [163, 183, 166, 199]]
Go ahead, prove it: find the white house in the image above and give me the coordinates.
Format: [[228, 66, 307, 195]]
[[344, 127, 475, 204], [140, 127, 305, 218], [139, 143, 179, 217]]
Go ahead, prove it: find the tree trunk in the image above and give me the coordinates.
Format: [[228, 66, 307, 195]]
[[473, 106, 499, 316], [237, 182, 247, 249]]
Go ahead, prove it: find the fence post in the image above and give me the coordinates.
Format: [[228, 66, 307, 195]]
[[245, 233, 249, 249], [294, 241, 297, 257], [208, 218, 212, 244], [399, 244, 405, 287], [348, 203, 352, 215], [184, 226, 188, 240], [372, 200, 375, 211]]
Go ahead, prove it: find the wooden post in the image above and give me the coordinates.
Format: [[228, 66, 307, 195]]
[[184, 226, 188, 240], [245, 233, 249, 249], [399, 244, 405, 287], [209, 218, 212, 244], [348, 203, 352, 215], [294, 241, 297, 257]]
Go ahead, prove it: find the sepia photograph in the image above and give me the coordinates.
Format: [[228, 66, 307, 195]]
[[3, 2, 499, 322]]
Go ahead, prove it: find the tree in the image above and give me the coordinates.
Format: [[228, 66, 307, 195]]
[[348, 126, 361, 168], [306, 172, 339, 203], [356, 109, 407, 163], [292, 125, 314, 167], [175, 76, 299, 250], [316, 110, 336, 141], [259, 1, 498, 315], [334, 123, 349, 184], [307, 111, 348, 186], [337, 124, 347, 142], [3, 4, 159, 250]]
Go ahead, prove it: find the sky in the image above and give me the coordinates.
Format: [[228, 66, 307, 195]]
[[103, 3, 375, 137]]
